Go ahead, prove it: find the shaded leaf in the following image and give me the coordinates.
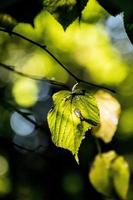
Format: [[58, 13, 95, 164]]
[[96, 0, 133, 44], [43, 0, 88, 29], [0, 13, 17, 31], [89, 151, 130, 199], [96, 0, 132, 16], [124, 12, 133, 44], [0, 0, 43, 25], [96, 0, 121, 16], [92, 90, 121, 143], [48, 86, 99, 161]]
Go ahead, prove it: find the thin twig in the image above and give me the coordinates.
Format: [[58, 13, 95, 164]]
[[2, 99, 44, 130], [79, 79, 116, 93], [0, 62, 69, 89], [0, 28, 79, 81], [0, 28, 115, 93]]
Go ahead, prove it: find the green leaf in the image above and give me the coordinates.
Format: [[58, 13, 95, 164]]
[[89, 151, 117, 196], [92, 90, 121, 143], [111, 156, 130, 200], [48, 86, 100, 161], [43, 0, 89, 29], [89, 151, 130, 199]]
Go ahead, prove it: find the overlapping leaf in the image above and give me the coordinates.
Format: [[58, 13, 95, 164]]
[[92, 90, 121, 143], [48, 86, 100, 161], [89, 151, 130, 199], [43, 0, 88, 29], [0, 0, 89, 30]]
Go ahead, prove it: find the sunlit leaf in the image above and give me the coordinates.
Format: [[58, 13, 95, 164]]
[[48, 86, 100, 161], [89, 151, 130, 199], [92, 90, 121, 143], [89, 151, 117, 196], [43, 0, 88, 29], [112, 156, 130, 200]]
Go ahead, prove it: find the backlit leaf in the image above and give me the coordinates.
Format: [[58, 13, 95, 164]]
[[89, 151, 117, 196], [89, 151, 130, 199], [92, 90, 121, 143], [48, 86, 100, 161], [111, 156, 130, 200]]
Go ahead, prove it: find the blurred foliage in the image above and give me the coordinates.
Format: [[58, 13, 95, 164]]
[[89, 151, 130, 200], [93, 90, 121, 143], [0, 0, 133, 199]]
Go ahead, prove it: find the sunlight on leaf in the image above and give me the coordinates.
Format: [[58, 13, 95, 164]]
[[82, 0, 108, 23], [111, 156, 130, 200], [89, 151, 130, 199], [92, 90, 121, 143], [48, 85, 100, 161], [89, 151, 117, 196]]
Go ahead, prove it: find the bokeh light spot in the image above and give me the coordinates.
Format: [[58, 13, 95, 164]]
[[12, 78, 38, 107], [10, 111, 35, 136]]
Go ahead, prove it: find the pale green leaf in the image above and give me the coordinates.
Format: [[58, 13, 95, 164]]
[[93, 90, 121, 143], [89, 151, 117, 196], [48, 87, 99, 161], [89, 151, 130, 199], [111, 156, 130, 200]]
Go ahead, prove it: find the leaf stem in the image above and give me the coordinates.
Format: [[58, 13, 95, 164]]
[[0, 28, 115, 93], [94, 138, 102, 155]]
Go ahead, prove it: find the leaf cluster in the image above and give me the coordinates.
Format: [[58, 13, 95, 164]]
[[0, 0, 132, 43]]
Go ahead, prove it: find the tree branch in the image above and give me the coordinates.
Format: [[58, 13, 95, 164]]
[[0, 28, 115, 93], [0, 62, 69, 89], [1, 99, 44, 130]]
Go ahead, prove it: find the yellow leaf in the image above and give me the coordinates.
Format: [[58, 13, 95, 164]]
[[93, 90, 121, 143]]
